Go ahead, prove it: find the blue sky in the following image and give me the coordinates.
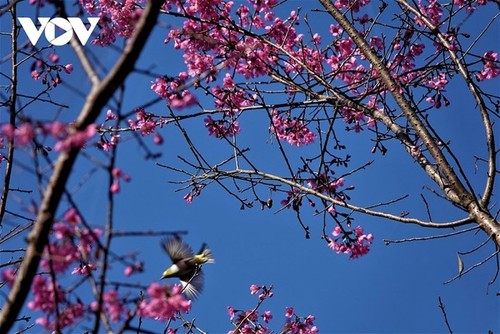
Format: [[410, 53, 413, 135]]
[[1, 0, 499, 333]]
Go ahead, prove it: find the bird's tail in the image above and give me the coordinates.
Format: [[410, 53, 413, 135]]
[[194, 243, 215, 264]]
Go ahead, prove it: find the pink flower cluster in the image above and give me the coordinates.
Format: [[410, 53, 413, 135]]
[[110, 167, 131, 194], [333, 0, 371, 12], [307, 175, 345, 196], [129, 108, 157, 136], [1, 268, 16, 287], [138, 283, 191, 320], [280, 187, 302, 211], [28, 275, 84, 331], [476, 51, 499, 81], [414, 1, 443, 26], [29, 53, 73, 87], [183, 183, 205, 204], [124, 261, 143, 276], [340, 106, 370, 132], [283, 306, 318, 334], [127, 108, 168, 144], [40, 208, 103, 274], [90, 290, 127, 322], [151, 76, 198, 109], [453, 0, 489, 12], [424, 73, 449, 108], [228, 285, 318, 333], [328, 225, 373, 259], [80, 0, 143, 46], [249, 284, 274, 301], [270, 110, 316, 146], [0, 121, 96, 153], [53, 124, 97, 152], [97, 110, 121, 151], [228, 284, 274, 333], [212, 74, 255, 112], [204, 115, 240, 138]]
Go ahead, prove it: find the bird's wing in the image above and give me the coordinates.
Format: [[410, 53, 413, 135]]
[[162, 237, 194, 262], [179, 269, 204, 300]]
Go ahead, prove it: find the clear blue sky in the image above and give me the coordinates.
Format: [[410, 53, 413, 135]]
[[1, 1, 498, 333]]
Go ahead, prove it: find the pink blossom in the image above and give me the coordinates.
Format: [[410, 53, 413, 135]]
[[261, 310, 273, 323], [124, 265, 134, 276], [64, 64, 73, 73], [334, 0, 370, 12], [124, 262, 143, 276], [90, 0, 143, 46], [72, 263, 97, 275], [41, 240, 78, 273], [153, 133, 163, 145], [151, 77, 169, 98], [250, 284, 260, 294], [370, 36, 384, 52], [54, 124, 96, 152], [414, 1, 443, 26], [1, 268, 16, 287], [328, 225, 373, 259], [138, 283, 191, 320], [427, 73, 448, 90], [48, 52, 59, 64], [64, 208, 81, 224], [168, 90, 198, 109], [329, 24, 343, 36], [106, 109, 117, 120], [32, 70, 41, 80], [280, 187, 302, 210], [249, 0, 278, 12], [227, 306, 236, 320], [112, 167, 122, 178], [204, 115, 240, 138], [110, 168, 130, 194], [285, 307, 294, 318], [212, 74, 255, 111], [78, 228, 103, 258], [410, 43, 425, 56], [92, 290, 126, 323], [42, 121, 68, 140], [28, 275, 66, 315], [34, 302, 84, 331], [476, 51, 500, 81], [110, 180, 120, 193], [1, 124, 15, 142], [183, 192, 194, 204], [15, 123, 35, 146], [335, 38, 354, 60], [312, 33, 321, 45], [332, 225, 342, 237], [270, 110, 316, 146]]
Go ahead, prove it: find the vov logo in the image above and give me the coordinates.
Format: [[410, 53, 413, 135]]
[[18, 17, 99, 46]]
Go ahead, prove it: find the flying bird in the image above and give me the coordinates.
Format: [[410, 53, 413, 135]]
[[160, 236, 215, 299]]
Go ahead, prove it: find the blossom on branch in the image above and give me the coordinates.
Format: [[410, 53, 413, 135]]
[[138, 283, 191, 321], [270, 110, 316, 146]]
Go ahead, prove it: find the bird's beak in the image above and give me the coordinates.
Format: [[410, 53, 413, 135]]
[[160, 269, 170, 280]]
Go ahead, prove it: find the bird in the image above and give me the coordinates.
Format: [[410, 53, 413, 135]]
[[160, 236, 215, 299]]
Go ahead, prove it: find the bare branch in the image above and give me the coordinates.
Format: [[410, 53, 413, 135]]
[[438, 296, 454, 334]]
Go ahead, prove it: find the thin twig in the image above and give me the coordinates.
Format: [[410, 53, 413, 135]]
[[438, 296, 453, 334]]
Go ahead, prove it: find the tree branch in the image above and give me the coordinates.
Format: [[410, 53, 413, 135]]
[[194, 168, 473, 228], [0, 1, 163, 332]]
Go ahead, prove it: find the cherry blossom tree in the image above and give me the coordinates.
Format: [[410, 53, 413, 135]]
[[0, 0, 498, 332]]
